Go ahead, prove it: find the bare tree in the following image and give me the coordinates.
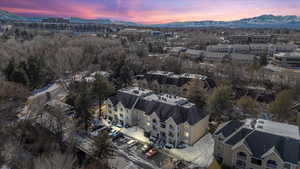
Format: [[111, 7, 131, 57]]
[[34, 152, 78, 169]]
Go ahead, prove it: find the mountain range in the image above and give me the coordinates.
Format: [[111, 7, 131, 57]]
[[1, 10, 300, 28]]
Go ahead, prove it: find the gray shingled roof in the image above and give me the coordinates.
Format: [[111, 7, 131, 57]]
[[244, 130, 300, 164], [220, 121, 300, 164], [109, 92, 139, 109], [108, 92, 207, 125], [215, 120, 243, 137]]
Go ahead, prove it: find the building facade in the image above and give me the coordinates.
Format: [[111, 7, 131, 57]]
[[104, 87, 209, 146], [213, 119, 300, 169], [135, 71, 216, 95], [273, 52, 300, 68]]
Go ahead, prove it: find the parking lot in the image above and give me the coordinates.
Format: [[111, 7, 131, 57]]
[[112, 132, 173, 169]]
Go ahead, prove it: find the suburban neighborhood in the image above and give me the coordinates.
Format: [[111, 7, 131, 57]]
[[1, 6, 300, 169]]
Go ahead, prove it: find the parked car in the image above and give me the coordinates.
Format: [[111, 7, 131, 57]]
[[109, 129, 120, 136], [165, 143, 174, 149], [145, 148, 158, 158], [141, 144, 152, 153], [116, 123, 123, 128], [91, 125, 105, 132], [112, 132, 124, 141], [176, 143, 187, 149], [127, 139, 138, 148]]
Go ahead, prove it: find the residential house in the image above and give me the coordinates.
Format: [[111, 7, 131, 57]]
[[213, 119, 300, 169]]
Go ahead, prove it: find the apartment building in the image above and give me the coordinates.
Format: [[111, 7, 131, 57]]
[[213, 119, 300, 169], [135, 71, 216, 94], [228, 35, 250, 44], [227, 35, 274, 44], [250, 35, 273, 44], [104, 87, 210, 146], [273, 52, 300, 68]]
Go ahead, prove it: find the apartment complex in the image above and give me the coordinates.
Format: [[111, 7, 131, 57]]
[[213, 119, 300, 169], [104, 87, 209, 146], [207, 44, 297, 56], [228, 35, 273, 44], [135, 71, 216, 94], [273, 52, 300, 68]]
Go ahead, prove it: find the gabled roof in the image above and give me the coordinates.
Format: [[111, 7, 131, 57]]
[[244, 130, 300, 164], [218, 119, 300, 164], [214, 120, 243, 137], [108, 89, 207, 125], [225, 128, 252, 145], [137, 99, 206, 125], [108, 92, 139, 109]]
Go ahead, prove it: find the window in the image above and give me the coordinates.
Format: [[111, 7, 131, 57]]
[[160, 132, 166, 137], [237, 152, 247, 161], [236, 160, 246, 169], [152, 119, 157, 123], [119, 114, 124, 117], [266, 160, 277, 169], [236, 152, 247, 169], [152, 125, 157, 130], [169, 132, 174, 137], [169, 124, 174, 130], [251, 157, 262, 166], [160, 123, 166, 128]]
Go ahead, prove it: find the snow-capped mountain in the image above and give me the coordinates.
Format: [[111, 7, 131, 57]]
[[1, 9, 300, 29], [0, 10, 25, 20], [0, 9, 140, 26], [152, 14, 300, 28]]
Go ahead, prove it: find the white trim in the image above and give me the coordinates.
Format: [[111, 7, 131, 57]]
[[262, 146, 284, 163]]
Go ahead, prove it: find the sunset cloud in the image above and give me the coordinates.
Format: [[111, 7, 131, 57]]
[[0, 0, 300, 24]]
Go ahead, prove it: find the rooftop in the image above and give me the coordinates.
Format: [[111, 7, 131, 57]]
[[146, 71, 208, 80], [119, 87, 153, 97], [143, 93, 194, 108], [214, 119, 300, 164], [108, 87, 207, 125], [244, 119, 300, 140], [275, 52, 300, 58]]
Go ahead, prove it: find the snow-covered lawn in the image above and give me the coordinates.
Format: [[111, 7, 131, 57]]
[[168, 134, 215, 168]]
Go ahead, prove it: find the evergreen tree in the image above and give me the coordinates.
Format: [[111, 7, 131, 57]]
[[92, 74, 114, 117], [3, 58, 16, 81]]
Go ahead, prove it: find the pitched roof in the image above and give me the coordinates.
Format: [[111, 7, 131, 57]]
[[136, 99, 206, 125], [215, 120, 244, 137], [244, 130, 300, 164], [108, 89, 207, 125], [218, 119, 300, 164], [109, 92, 139, 109]]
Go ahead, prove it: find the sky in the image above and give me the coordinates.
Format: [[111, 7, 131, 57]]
[[0, 0, 300, 24]]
